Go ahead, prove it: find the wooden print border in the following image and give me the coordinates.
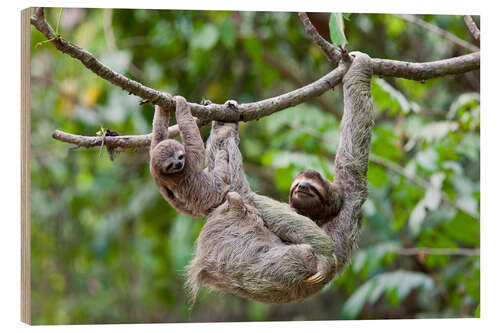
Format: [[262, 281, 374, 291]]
[[21, 7, 31, 325]]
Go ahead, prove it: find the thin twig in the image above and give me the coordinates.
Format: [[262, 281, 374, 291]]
[[397, 247, 479, 256], [463, 15, 480, 44], [297, 12, 341, 66], [395, 14, 479, 52]]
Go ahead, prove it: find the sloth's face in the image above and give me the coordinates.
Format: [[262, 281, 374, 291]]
[[152, 140, 186, 175], [162, 149, 185, 174], [289, 169, 329, 221]]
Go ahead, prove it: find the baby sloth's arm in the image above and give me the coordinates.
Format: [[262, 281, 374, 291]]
[[151, 104, 170, 150], [250, 194, 337, 283], [174, 96, 205, 167], [210, 149, 230, 196], [251, 194, 334, 257], [205, 121, 252, 200]]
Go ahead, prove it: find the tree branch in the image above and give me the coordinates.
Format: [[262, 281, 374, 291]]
[[297, 12, 341, 66], [395, 14, 479, 52], [396, 247, 479, 256], [52, 118, 209, 150], [372, 51, 479, 81], [53, 130, 152, 149], [32, 7, 480, 125], [31, 7, 348, 122], [463, 15, 480, 44]]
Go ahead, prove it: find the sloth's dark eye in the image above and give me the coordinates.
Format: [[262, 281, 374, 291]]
[[178, 154, 184, 160], [166, 162, 174, 170]]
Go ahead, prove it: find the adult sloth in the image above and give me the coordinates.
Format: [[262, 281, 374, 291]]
[[188, 52, 374, 304]]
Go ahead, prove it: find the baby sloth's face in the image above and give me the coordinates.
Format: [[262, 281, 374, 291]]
[[153, 140, 186, 175], [289, 169, 333, 223]]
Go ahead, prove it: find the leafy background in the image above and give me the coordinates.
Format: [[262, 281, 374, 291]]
[[30, 8, 480, 324]]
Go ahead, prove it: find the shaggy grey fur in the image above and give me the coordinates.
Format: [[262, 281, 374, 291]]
[[205, 121, 252, 202], [322, 52, 374, 274], [150, 96, 230, 217], [187, 121, 337, 303], [187, 52, 374, 303], [187, 191, 334, 304]]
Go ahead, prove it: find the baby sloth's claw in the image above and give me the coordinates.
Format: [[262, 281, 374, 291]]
[[304, 272, 325, 284]]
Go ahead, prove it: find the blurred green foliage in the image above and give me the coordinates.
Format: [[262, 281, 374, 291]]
[[30, 8, 480, 324]]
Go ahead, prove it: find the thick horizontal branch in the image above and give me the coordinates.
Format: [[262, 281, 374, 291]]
[[395, 14, 479, 52], [53, 130, 152, 149], [52, 118, 209, 149], [32, 7, 480, 126], [396, 247, 479, 256], [372, 52, 480, 81]]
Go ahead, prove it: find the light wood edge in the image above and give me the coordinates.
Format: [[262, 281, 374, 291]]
[[21, 7, 31, 325]]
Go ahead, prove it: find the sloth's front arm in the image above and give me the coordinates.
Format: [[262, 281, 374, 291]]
[[175, 96, 205, 168]]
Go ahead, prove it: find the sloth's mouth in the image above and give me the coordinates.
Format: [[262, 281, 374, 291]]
[[294, 190, 313, 197]]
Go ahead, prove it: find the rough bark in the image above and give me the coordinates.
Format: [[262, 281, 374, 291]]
[[464, 15, 480, 43]]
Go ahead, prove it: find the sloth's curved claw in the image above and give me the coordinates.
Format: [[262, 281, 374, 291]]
[[304, 272, 325, 284]]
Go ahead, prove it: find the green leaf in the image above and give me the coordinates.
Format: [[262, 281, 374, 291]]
[[248, 302, 269, 321], [474, 305, 480, 318], [243, 36, 262, 63], [329, 13, 348, 47], [169, 215, 203, 272], [408, 172, 445, 235], [219, 18, 236, 48], [373, 78, 416, 114], [343, 271, 434, 319], [448, 93, 480, 131], [191, 24, 219, 50], [416, 121, 459, 143], [342, 279, 375, 318], [415, 148, 439, 171], [448, 92, 480, 119], [385, 15, 406, 37]]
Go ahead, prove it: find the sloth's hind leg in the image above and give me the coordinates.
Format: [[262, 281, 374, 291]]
[[206, 121, 252, 200]]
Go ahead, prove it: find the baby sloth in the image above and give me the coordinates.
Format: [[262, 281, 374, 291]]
[[289, 169, 343, 226], [249, 169, 343, 286], [188, 191, 334, 304], [150, 95, 230, 217]]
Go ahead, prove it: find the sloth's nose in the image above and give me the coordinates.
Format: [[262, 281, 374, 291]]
[[175, 161, 183, 169], [298, 183, 310, 191]]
